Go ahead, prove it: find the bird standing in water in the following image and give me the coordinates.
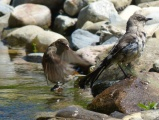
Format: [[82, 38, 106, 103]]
[[79, 13, 152, 89], [42, 39, 91, 90]]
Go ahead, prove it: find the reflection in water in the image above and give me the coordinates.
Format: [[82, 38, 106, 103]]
[[0, 41, 16, 78]]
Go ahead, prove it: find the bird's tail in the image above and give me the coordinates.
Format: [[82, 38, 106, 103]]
[[79, 57, 111, 88]]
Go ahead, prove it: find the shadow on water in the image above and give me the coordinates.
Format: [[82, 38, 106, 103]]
[[0, 41, 91, 120]]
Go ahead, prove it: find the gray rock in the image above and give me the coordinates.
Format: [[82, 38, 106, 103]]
[[71, 29, 100, 49], [0, 2, 13, 16], [76, 0, 119, 28], [25, 53, 43, 63], [56, 105, 120, 120], [8, 3, 51, 28], [54, 15, 77, 35], [63, 0, 88, 16]]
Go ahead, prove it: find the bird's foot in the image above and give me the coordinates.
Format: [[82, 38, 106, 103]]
[[50, 82, 63, 93]]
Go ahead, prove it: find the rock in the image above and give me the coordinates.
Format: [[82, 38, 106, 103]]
[[55, 105, 120, 120], [144, 23, 159, 37], [0, 13, 10, 34], [76, 0, 119, 28], [138, 1, 159, 7], [0, 2, 13, 16], [53, 15, 77, 35], [0, 0, 11, 4], [110, 0, 132, 11], [11, 0, 65, 12], [135, 0, 157, 5], [63, 0, 88, 16], [123, 109, 159, 120], [82, 21, 107, 34], [76, 44, 115, 65], [153, 60, 159, 72], [25, 53, 43, 63], [35, 112, 57, 120], [88, 74, 159, 114], [3, 25, 66, 52], [120, 5, 141, 21], [71, 29, 100, 49], [8, 3, 51, 28]]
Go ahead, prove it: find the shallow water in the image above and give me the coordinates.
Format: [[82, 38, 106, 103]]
[[0, 41, 91, 120]]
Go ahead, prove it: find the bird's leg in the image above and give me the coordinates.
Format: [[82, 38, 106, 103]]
[[50, 82, 63, 92], [118, 64, 129, 78]]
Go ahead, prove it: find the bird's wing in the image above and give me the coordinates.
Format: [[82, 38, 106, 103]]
[[42, 46, 74, 83], [60, 49, 91, 67], [110, 33, 137, 56]]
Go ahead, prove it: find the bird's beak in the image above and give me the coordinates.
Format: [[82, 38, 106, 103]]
[[146, 18, 153, 21], [66, 44, 70, 50]]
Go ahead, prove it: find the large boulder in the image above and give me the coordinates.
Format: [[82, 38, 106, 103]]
[[76, 0, 119, 28], [8, 3, 51, 28], [88, 74, 159, 114], [3, 25, 66, 53]]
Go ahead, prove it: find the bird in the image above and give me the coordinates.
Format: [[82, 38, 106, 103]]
[[42, 38, 91, 89], [79, 13, 152, 89]]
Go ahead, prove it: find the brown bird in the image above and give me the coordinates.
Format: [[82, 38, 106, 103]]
[[79, 13, 152, 89], [42, 39, 91, 88]]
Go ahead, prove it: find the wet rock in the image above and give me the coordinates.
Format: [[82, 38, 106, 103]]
[[0, 2, 13, 16], [53, 15, 77, 35], [88, 74, 159, 114], [56, 105, 120, 120], [110, 0, 132, 11], [8, 3, 51, 28], [76, 0, 119, 28], [71, 29, 100, 49], [63, 0, 88, 16], [119, 5, 141, 21], [3, 25, 66, 52], [123, 109, 159, 120], [25, 53, 43, 63], [138, 1, 159, 8]]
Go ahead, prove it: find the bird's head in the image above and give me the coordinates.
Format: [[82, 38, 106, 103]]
[[126, 14, 152, 31], [54, 39, 70, 50]]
